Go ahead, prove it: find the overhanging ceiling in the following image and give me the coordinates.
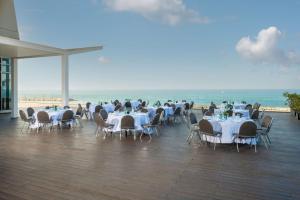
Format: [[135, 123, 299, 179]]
[[0, 35, 103, 59]]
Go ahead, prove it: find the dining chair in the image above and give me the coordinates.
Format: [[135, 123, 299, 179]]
[[26, 107, 35, 119], [257, 115, 273, 149], [37, 111, 53, 133], [186, 112, 201, 144], [100, 109, 108, 121], [114, 103, 122, 112], [83, 102, 92, 119], [94, 114, 114, 139], [190, 101, 194, 110], [201, 107, 208, 116], [141, 113, 160, 141], [171, 107, 182, 123], [233, 121, 258, 152], [94, 105, 103, 114], [251, 109, 260, 122], [199, 119, 222, 150], [74, 104, 83, 128], [19, 110, 34, 134], [59, 110, 75, 130], [120, 115, 136, 140], [141, 101, 146, 107]]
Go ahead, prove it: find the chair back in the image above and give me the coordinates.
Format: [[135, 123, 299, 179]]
[[151, 113, 160, 126], [124, 101, 132, 108], [227, 110, 233, 117], [114, 104, 122, 111], [253, 103, 261, 110], [251, 109, 259, 120], [174, 107, 181, 115], [201, 107, 208, 115], [226, 104, 233, 110], [37, 111, 51, 123], [190, 101, 194, 109], [94, 114, 106, 128], [245, 104, 252, 110], [19, 110, 28, 122], [159, 110, 165, 122], [199, 119, 214, 135], [156, 107, 164, 114], [189, 112, 197, 125], [95, 105, 103, 113], [261, 115, 273, 132], [86, 102, 91, 109], [26, 107, 35, 118], [170, 104, 176, 111], [100, 109, 108, 121], [63, 106, 70, 109], [62, 110, 74, 122], [164, 102, 170, 107], [76, 104, 83, 117], [238, 121, 257, 137], [184, 103, 190, 110], [121, 115, 135, 130], [208, 106, 215, 113]]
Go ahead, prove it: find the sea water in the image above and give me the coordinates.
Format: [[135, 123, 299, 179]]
[[19, 89, 300, 107]]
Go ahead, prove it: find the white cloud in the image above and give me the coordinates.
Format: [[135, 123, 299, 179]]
[[98, 56, 110, 64], [236, 26, 300, 67], [103, 0, 210, 25]]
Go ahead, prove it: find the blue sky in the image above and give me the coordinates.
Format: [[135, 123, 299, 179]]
[[15, 0, 300, 91]]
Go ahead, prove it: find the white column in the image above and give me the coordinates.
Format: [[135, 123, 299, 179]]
[[61, 54, 69, 107], [11, 58, 18, 118]]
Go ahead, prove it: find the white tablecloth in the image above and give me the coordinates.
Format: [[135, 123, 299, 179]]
[[148, 106, 174, 118], [106, 112, 150, 132], [121, 100, 141, 110], [90, 103, 115, 113], [214, 108, 250, 119], [234, 103, 247, 110], [203, 116, 255, 144], [102, 103, 115, 113]]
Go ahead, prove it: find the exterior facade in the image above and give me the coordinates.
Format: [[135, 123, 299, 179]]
[[0, 0, 102, 118]]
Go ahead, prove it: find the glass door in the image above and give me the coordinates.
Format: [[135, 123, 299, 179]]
[[0, 58, 12, 111]]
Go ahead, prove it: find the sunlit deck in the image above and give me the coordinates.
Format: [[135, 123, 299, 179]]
[[0, 112, 299, 200]]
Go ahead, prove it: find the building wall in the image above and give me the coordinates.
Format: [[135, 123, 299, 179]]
[[0, 0, 19, 118], [0, 0, 19, 39]]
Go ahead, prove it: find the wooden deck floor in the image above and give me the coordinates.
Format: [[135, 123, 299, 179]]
[[0, 112, 299, 200]]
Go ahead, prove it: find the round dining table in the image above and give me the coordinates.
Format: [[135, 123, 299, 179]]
[[106, 112, 150, 133], [33, 108, 69, 127], [202, 116, 255, 144]]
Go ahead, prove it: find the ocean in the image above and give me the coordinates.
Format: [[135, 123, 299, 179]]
[[19, 89, 300, 108]]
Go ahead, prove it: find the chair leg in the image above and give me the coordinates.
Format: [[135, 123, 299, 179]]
[[20, 122, 25, 134], [186, 130, 193, 143], [236, 142, 239, 152], [213, 137, 216, 150], [133, 131, 137, 141], [266, 134, 271, 144], [140, 132, 143, 141], [260, 135, 269, 150]]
